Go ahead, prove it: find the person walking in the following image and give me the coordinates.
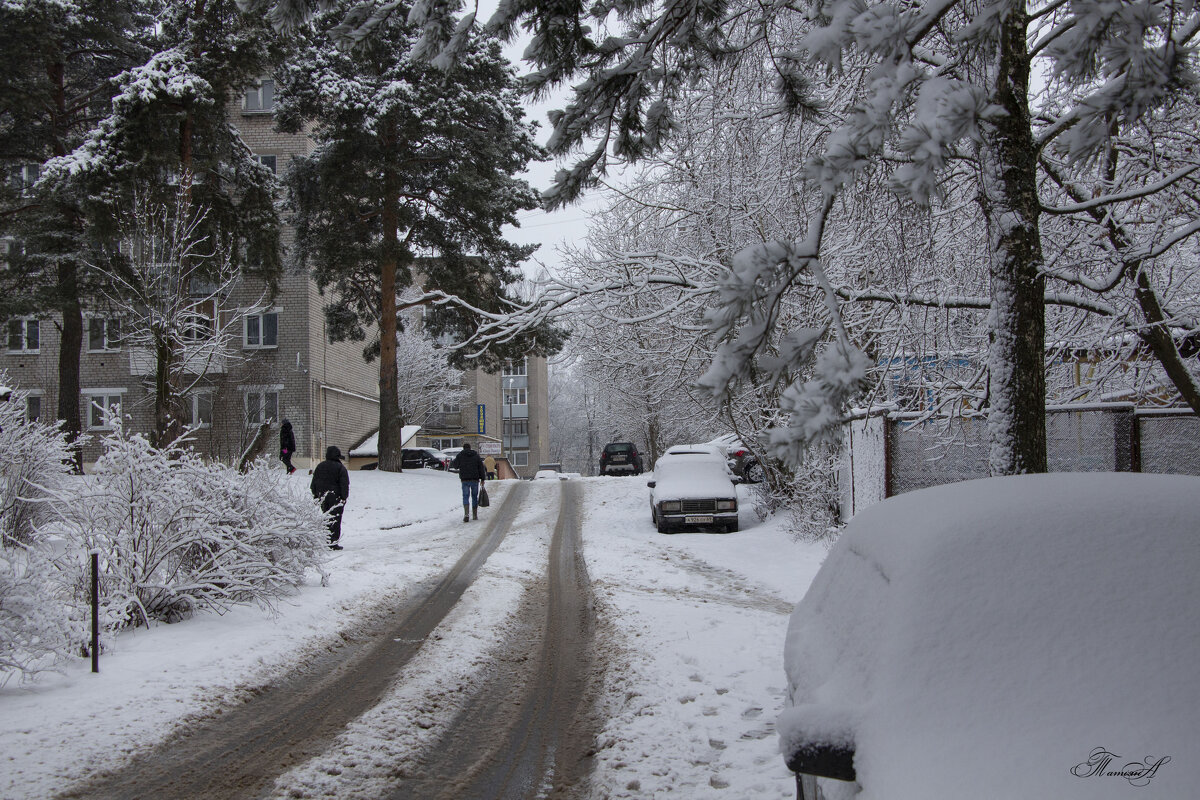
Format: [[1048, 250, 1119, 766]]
[[483, 454, 497, 480], [451, 442, 487, 522], [310, 446, 350, 549], [280, 419, 297, 474]]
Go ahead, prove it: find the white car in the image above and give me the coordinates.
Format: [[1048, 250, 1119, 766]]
[[780, 473, 1199, 799], [533, 469, 567, 480], [647, 453, 739, 533]]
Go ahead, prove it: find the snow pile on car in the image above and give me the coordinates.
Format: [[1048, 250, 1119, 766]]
[[780, 472, 1199, 799]]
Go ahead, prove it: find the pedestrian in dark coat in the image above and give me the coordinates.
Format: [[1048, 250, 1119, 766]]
[[310, 446, 350, 549], [451, 442, 487, 522], [280, 419, 297, 474]]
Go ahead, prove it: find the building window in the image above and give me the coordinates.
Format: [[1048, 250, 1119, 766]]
[[503, 387, 527, 406], [7, 318, 39, 353], [502, 358, 527, 377], [182, 299, 216, 342], [244, 387, 280, 424], [243, 78, 275, 113], [88, 317, 121, 351], [84, 391, 123, 430], [8, 164, 40, 196], [431, 437, 461, 450], [25, 393, 41, 422], [511, 450, 529, 467], [185, 392, 213, 428], [243, 309, 279, 349], [438, 400, 461, 413], [255, 154, 277, 174], [503, 419, 528, 437], [0, 237, 18, 268]]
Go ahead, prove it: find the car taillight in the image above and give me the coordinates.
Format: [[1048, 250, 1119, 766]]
[[732, 449, 747, 458]]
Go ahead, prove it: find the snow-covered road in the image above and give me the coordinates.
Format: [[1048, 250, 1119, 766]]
[[0, 469, 828, 799]]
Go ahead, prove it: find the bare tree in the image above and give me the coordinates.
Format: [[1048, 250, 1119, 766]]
[[96, 190, 247, 447]]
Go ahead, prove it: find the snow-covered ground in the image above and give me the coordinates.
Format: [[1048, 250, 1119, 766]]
[[0, 468, 828, 799]]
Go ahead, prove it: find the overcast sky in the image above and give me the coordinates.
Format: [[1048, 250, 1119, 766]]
[[480, 1, 614, 279]]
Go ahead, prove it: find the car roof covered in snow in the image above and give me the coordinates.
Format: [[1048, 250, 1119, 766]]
[[780, 472, 1200, 800]]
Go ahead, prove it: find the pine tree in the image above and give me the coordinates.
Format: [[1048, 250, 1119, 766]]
[[38, 0, 290, 446], [277, 0, 562, 472], [0, 0, 154, 467]]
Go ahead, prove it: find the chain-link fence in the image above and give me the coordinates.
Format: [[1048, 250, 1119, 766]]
[[1137, 411, 1200, 475], [841, 404, 1198, 517]]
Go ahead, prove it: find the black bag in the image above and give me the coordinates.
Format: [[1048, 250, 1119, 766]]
[[479, 486, 490, 507]]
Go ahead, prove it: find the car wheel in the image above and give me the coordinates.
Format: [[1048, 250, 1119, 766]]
[[744, 460, 763, 483]]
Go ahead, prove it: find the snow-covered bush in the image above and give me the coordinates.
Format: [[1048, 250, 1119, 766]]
[[55, 420, 329, 629], [0, 380, 77, 547], [0, 543, 80, 685]]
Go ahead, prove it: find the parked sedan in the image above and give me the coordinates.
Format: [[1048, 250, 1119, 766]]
[[401, 448, 446, 470], [647, 453, 739, 533]]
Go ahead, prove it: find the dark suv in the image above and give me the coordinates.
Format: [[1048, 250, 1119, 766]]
[[599, 442, 644, 475]]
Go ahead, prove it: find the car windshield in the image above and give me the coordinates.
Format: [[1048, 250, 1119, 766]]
[[606, 443, 634, 453]]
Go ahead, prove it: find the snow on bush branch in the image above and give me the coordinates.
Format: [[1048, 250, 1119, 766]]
[[0, 380, 81, 684], [46, 416, 331, 630]]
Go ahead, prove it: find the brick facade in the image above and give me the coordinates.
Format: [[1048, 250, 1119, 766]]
[[1, 80, 549, 473]]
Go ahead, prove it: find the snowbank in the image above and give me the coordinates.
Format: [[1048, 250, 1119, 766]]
[[781, 472, 1200, 799]]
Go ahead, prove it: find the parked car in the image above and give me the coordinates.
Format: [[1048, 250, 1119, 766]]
[[781, 473, 1199, 800], [647, 452, 739, 533], [419, 447, 450, 470], [599, 442, 644, 475], [441, 446, 463, 470], [401, 448, 446, 470], [705, 435, 763, 483], [533, 469, 568, 480]]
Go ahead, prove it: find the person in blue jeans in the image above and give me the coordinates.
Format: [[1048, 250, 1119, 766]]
[[451, 442, 487, 522]]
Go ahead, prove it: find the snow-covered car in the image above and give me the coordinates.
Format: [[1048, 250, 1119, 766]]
[[533, 469, 568, 480], [647, 453, 739, 533], [663, 443, 726, 459], [600, 442, 644, 475], [780, 473, 1199, 800], [441, 446, 463, 470], [704, 435, 763, 483]]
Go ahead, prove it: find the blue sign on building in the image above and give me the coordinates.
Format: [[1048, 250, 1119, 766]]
[[477, 404, 485, 434]]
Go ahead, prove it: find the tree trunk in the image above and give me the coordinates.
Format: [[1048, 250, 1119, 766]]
[[978, 5, 1047, 475], [153, 332, 182, 448], [57, 265, 84, 472], [49, 59, 83, 471], [376, 171, 405, 472]]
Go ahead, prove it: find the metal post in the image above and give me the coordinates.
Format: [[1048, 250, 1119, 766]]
[[90, 549, 99, 673]]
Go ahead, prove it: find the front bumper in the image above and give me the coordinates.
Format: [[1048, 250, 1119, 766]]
[[659, 511, 738, 528]]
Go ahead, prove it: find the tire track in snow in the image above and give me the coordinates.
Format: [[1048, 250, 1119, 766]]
[[391, 479, 601, 800], [56, 481, 530, 800]]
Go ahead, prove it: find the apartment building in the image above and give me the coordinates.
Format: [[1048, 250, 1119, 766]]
[[418, 355, 552, 478], [2, 76, 550, 473]]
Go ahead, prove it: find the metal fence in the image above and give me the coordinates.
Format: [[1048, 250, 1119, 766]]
[[840, 404, 1200, 518]]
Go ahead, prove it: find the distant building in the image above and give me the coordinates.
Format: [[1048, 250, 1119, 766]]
[[1, 77, 550, 473]]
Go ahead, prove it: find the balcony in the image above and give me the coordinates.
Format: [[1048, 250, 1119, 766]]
[[422, 411, 464, 431], [128, 343, 227, 376]]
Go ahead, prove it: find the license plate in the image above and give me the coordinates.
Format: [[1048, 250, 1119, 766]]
[[684, 515, 714, 524], [612, 456, 627, 462]]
